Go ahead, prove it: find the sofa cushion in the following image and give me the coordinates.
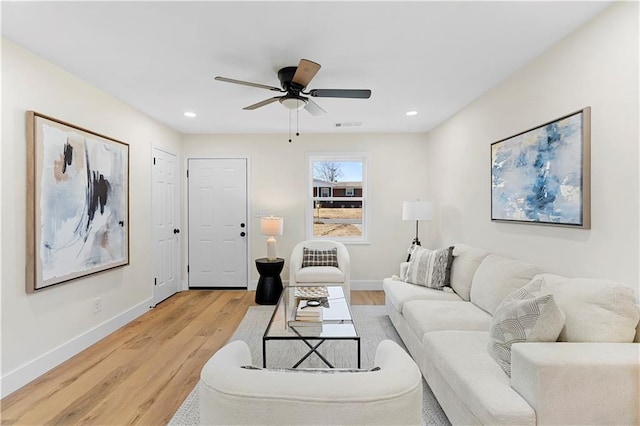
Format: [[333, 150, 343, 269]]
[[423, 331, 536, 425], [470, 255, 543, 315], [450, 244, 490, 301], [488, 279, 565, 376], [535, 274, 640, 342], [382, 278, 462, 313], [295, 266, 344, 283], [403, 300, 492, 339], [405, 246, 454, 289], [302, 247, 339, 268]]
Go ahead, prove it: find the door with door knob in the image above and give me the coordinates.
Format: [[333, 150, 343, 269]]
[[188, 158, 248, 288], [152, 147, 180, 306]]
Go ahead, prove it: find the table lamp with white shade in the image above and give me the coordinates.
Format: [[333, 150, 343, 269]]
[[260, 216, 284, 260], [402, 200, 433, 260]]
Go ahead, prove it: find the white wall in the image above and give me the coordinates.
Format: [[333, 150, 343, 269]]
[[181, 133, 429, 286], [2, 0, 636, 399], [424, 2, 639, 298], [1, 38, 182, 396]]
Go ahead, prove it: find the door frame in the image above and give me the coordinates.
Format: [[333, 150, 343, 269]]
[[184, 155, 252, 289], [151, 145, 182, 301]]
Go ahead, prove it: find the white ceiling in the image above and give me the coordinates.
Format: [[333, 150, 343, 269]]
[[2, 1, 611, 134]]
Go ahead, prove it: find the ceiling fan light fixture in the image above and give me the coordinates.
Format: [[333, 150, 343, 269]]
[[280, 96, 307, 110]]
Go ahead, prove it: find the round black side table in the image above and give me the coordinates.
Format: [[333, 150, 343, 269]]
[[255, 257, 285, 305]]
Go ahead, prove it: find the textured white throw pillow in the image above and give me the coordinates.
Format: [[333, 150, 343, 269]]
[[535, 273, 640, 342], [488, 278, 565, 376], [405, 246, 453, 289]]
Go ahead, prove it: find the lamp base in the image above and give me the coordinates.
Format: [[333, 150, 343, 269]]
[[266, 236, 277, 260], [406, 239, 421, 262]]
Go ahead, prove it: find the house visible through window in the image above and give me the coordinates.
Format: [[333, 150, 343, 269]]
[[308, 153, 368, 242]]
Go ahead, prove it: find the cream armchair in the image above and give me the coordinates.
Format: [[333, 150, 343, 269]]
[[199, 339, 423, 425], [289, 240, 351, 302]]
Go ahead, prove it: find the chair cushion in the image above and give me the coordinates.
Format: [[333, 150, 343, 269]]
[[470, 255, 543, 315], [295, 266, 344, 283]]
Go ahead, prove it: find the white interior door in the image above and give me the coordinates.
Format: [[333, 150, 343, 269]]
[[152, 147, 180, 305], [188, 158, 248, 288]]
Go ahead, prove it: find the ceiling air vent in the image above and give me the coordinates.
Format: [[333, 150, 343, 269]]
[[335, 121, 363, 128]]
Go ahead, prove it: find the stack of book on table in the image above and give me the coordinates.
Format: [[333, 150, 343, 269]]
[[294, 300, 323, 323], [288, 287, 328, 328]]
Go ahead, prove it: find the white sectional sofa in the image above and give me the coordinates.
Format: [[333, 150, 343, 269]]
[[383, 243, 640, 425]]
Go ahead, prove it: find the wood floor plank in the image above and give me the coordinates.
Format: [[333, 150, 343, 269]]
[[351, 290, 385, 305], [0, 290, 384, 425]]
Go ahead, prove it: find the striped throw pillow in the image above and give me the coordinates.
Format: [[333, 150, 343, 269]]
[[488, 278, 565, 376], [404, 246, 454, 289], [301, 247, 339, 268]]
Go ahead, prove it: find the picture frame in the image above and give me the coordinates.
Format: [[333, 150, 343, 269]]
[[26, 111, 130, 292], [491, 107, 591, 228]]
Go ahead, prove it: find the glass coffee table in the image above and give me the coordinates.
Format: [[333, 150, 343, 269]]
[[262, 285, 360, 368]]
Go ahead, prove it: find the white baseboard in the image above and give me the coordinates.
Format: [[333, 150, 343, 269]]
[[249, 279, 383, 292], [350, 280, 383, 291], [0, 298, 152, 398]]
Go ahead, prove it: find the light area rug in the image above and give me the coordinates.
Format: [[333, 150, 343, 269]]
[[168, 305, 450, 426]]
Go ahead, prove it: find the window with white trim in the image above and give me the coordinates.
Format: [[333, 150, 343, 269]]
[[307, 153, 368, 242]]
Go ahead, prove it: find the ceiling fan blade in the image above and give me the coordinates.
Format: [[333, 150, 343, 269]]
[[215, 76, 283, 92], [309, 89, 371, 99], [304, 98, 326, 116], [292, 59, 321, 88], [243, 96, 281, 110]]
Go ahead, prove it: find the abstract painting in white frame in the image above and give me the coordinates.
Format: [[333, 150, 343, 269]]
[[26, 111, 129, 292], [491, 107, 591, 228]]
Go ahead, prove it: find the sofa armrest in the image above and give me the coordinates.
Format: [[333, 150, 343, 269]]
[[511, 342, 639, 425]]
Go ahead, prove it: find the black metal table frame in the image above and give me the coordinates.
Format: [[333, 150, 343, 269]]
[[262, 286, 360, 369], [262, 328, 361, 369]]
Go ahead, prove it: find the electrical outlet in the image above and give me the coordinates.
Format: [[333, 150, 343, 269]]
[[93, 297, 102, 313]]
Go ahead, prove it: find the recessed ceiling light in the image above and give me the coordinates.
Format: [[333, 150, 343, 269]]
[[406, 111, 418, 116], [184, 111, 196, 118]]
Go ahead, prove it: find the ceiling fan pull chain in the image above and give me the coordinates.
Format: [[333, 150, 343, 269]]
[[296, 107, 300, 137], [289, 110, 292, 143]]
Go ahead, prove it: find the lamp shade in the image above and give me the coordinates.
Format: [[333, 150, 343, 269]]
[[402, 201, 434, 221], [260, 216, 283, 236]]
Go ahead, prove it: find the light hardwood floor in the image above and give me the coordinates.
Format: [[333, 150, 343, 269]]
[[1, 290, 385, 425]]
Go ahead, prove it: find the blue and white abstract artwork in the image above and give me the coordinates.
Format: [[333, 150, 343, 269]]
[[491, 109, 589, 227]]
